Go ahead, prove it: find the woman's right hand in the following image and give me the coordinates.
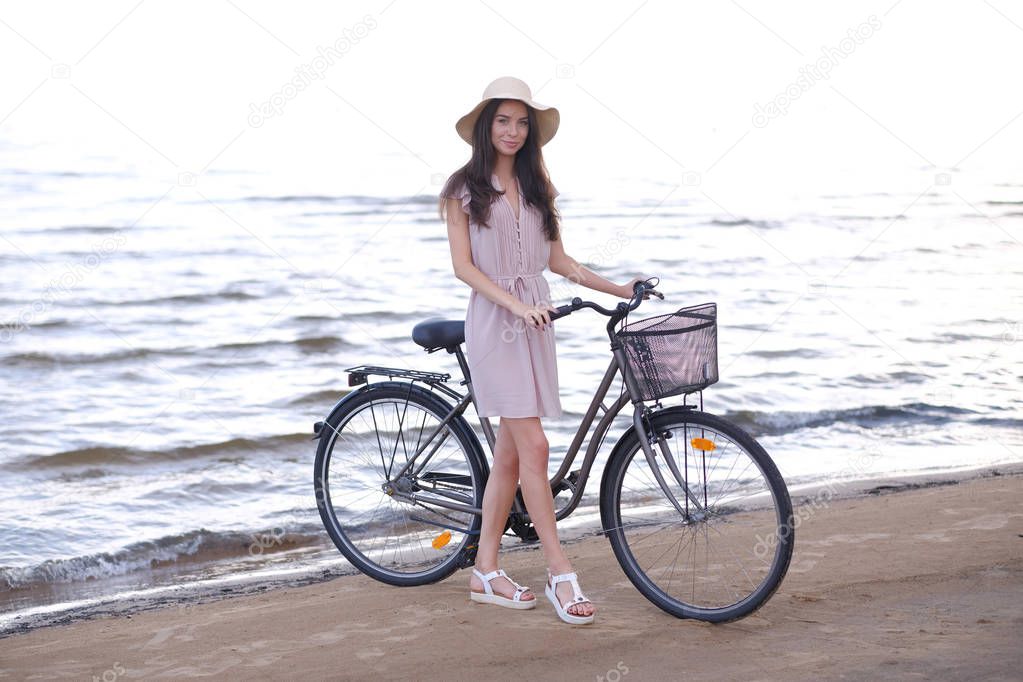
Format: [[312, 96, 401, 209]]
[[510, 300, 556, 331]]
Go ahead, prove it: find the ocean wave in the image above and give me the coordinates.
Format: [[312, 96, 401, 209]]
[[0, 318, 72, 331], [291, 314, 338, 322], [730, 370, 803, 379], [5, 168, 131, 179], [846, 370, 933, 385], [218, 335, 347, 353], [92, 289, 264, 306], [16, 432, 311, 470], [905, 332, 1001, 344], [720, 402, 983, 437], [831, 214, 907, 222], [4, 334, 349, 366], [289, 310, 408, 323], [744, 348, 825, 359], [0, 526, 322, 591], [16, 225, 124, 236], [243, 193, 434, 207], [285, 388, 354, 407], [6, 347, 171, 365], [708, 218, 782, 229]]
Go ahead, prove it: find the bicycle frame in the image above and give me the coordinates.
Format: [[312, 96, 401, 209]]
[[385, 333, 697, 524]]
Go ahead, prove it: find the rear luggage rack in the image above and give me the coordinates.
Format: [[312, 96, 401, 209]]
[[345, 364, 451, 387]]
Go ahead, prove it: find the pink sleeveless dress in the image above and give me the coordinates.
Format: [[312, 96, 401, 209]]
[[442, 173, 563, 419]]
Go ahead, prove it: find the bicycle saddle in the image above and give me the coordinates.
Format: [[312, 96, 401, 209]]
[[412, 318, 465, 351]]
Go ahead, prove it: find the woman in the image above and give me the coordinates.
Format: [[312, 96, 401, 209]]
[[439, 76, 644, 625]]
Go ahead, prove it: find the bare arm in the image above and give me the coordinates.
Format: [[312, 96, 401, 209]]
[[548, 233, 641, 298], [445, 198, 518, 310], [446, 198, 555, 329]]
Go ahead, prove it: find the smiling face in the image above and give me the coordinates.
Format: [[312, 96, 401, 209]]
[[490, 99, 529, 157]]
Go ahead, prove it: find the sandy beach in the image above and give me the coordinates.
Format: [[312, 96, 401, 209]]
[[1, 468, 1021, 680]]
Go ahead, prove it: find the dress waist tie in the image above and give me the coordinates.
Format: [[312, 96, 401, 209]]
[[491, 272, 544, 294], [488, 272, 548, 305], [490, 272, 544, 281]]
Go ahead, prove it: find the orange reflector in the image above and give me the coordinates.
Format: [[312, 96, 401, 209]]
[[691, 437, 716, 452], [432, 530, 452, 549]]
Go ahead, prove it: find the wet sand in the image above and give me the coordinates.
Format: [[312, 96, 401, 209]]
[[1, 468, 1021, 680]]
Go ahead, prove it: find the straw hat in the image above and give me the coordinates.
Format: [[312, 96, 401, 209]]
[[455, 76, 560, 147]]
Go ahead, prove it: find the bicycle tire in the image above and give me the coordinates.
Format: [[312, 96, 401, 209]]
[[600, 408, 793, 622], [314, 381, 488, 586]]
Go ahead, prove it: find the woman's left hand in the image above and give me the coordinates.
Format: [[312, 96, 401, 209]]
[[620, 276, 650, 299]]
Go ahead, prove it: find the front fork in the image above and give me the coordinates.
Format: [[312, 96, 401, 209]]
[[633, 405, 707, 517]]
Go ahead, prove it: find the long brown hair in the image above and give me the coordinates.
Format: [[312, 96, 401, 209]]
[[438, 98, 560, 241]]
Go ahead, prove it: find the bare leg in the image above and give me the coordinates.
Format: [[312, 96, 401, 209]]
[[502, 417, 595, 618], [468, 418, 534, 601]]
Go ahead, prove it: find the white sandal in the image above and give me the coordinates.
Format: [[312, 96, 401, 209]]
[[469, 568, 536, 610], [545, 571, 595, 625]]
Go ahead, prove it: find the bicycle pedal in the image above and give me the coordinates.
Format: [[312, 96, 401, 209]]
[[509, 523, 539, 544], [551, 469, 581, 496], [456, 542, 478, 569]]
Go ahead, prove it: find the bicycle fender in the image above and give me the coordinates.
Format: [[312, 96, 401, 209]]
[[313, 381, 424, 440]]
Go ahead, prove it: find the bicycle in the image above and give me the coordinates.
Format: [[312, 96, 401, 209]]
[[312, 278, 794, 622]]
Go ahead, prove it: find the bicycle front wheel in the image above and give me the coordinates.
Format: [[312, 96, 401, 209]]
[[314, 381, 487, 586], [601, 408, 793, 622]]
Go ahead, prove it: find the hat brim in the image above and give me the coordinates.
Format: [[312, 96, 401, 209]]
[[456, 98, 560, 147]]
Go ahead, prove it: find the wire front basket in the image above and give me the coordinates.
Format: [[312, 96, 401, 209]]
[[616, 302, 718, 401]]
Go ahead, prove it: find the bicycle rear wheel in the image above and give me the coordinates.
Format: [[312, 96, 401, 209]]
[[601, 408, 793, 622], [314, 381, 486, 586]]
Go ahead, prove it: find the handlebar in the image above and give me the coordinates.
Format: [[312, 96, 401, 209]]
[[548, 276, 663, 325]]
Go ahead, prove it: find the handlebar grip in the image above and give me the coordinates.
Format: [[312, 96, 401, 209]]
[[633, 277, 659, 296], [548, 297, 583, 321]]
